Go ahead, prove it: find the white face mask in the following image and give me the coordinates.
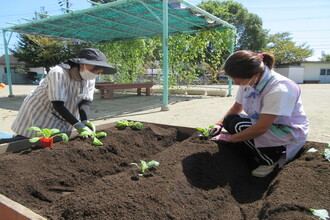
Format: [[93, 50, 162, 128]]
[[239, 76, 258, 89], [80, 64, 98, 80]]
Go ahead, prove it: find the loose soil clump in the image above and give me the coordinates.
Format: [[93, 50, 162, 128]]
[[0, 123, 329, 220]]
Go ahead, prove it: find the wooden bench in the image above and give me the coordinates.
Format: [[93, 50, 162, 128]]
[[95, 83, 154, 99]]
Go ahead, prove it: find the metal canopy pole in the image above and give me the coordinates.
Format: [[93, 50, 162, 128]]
[[161, 0, 169, 111], [227, 30, 236, 97], [2, 30, 14, 97]]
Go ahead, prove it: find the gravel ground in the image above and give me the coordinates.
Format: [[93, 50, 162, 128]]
[[0, 83, 329, 143]]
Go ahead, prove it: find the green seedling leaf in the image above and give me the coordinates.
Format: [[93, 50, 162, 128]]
[[133, 122, 143, 130], [131, 160, 160, 176], [196, 125, 214, 138], [54, 133, 69, 143], [92, 137, 103, 146], [95, 132, 107, 138], [324, 149, 330, 161], [128, 121, 135, 127], [41, 129, 53, 139], [116, 120, 130, 128], [140, 160, 148, 173], [27, 127, 42, 132], [80, 131, 92, 137], [29, 137, 40, 143], [147, 160, 160, 168], [307, 148, 318, 153], [310, 209, 329, 220]]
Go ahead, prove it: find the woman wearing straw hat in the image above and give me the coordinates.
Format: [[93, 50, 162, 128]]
[[0, 48, 116, 143]]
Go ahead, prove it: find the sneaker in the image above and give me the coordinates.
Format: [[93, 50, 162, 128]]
[[252, 162, 278, 177]]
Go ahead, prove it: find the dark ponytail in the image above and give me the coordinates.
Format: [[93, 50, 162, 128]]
[[261, 52, 275, 70]]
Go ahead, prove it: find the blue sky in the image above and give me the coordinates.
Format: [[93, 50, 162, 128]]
[[1, 0, 329, 61]]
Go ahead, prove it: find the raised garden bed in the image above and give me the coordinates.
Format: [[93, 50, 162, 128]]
[[0, 122, 329, 219]]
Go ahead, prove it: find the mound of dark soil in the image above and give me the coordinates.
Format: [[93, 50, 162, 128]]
[[0, 123, 328, 220]]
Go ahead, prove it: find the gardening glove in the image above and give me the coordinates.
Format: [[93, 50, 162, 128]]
[[209, 123, 223, 137], [82, 120, 96, 133], [73, 122, 93, 138], [211, 133, 232, 142]]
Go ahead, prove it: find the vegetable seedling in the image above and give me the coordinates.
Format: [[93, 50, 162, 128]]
[[196, 125, 214, 139], [79, 130, 107, 146], [323, 148, 330, 162], [310, 209, 329, 220], [115, 120, 143, 130], [130, 160, 160, 176], [27, 127, 69, 148]]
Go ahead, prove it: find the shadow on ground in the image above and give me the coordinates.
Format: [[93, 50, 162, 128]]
[[0, 95, 27, 111], [182, 143, 277, 204], [89, 92, 202, 121]]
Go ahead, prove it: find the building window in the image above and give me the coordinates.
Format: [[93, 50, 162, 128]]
[[4, 67, 15, 73], [320, 69, 330, 75]]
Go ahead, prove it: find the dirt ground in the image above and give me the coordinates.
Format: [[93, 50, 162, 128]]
[[0, 123, 329, 220], [0, 83, 329, 143]]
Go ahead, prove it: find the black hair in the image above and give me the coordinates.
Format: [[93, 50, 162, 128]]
[[224, 50, 275, 79]]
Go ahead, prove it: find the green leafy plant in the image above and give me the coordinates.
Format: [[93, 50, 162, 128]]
[[27, 127, 69, 143], [310, 209, 329, 220], [196, 125, 214, 139], [306, 145, 330, 162], [324, 144, 330, 161], [130, 160, 160, 176], [80, 131, 107, 146], [115, 120, 143, 130]]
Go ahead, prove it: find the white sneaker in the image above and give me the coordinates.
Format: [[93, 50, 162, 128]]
[[252, 162, 278, 177]]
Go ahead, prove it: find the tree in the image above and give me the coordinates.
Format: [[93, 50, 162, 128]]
[[11, 35, 89, 72], [10, 7, 90, 72], [98, 39, 149, 83], [264, 32, 313, 65], [167, 29, 233, 86], [58, 0, 72, 13], [320, 53, 330, 61], [198, 0, 267, 51]]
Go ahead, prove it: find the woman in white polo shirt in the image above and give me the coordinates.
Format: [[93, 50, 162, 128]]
[[210, 50, 309, 177], [0, 48, 116, 143]]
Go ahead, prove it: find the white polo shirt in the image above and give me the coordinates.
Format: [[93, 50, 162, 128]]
[[11, 65, 95, 138]]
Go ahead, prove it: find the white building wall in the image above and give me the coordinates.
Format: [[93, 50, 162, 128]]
[[275, 67, 289, 78], [289, 67, 304, 83], [300, 62, 330, 82], [275, 67, 304, 83], [28, 67, 46, 74]]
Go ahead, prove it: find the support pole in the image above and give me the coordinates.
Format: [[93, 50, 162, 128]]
[[2, 30, 14, 97], [227, 30, 235, 97], [161, 0, 169, 111]]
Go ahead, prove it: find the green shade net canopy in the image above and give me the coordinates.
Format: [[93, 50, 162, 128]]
[[4, 0, 233, 42], [2, 0, 235, 108]]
